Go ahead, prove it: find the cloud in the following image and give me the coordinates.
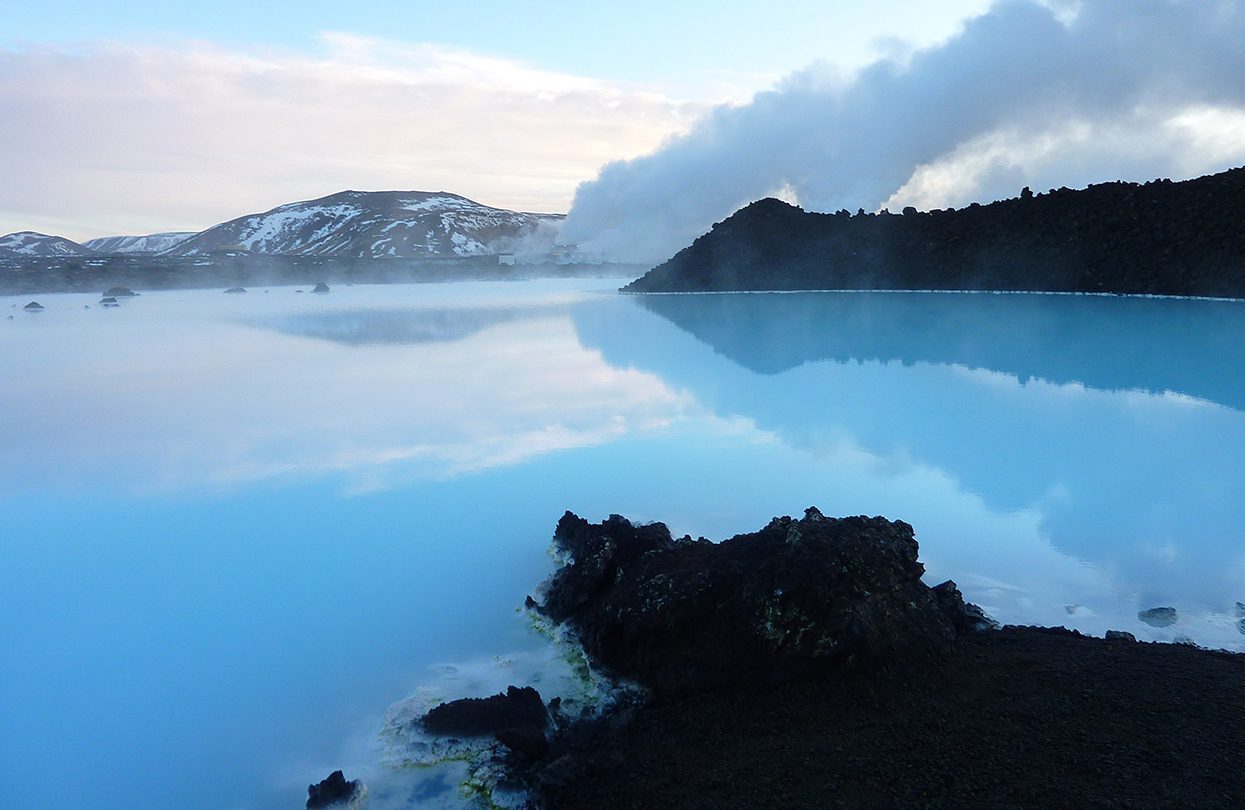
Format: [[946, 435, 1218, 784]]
[[560, 0, 1245, 263], [0, 36, 700, 240]]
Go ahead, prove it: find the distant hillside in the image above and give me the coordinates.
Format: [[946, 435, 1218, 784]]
[[0, 231, 94, 257], [625, 167, 1245, 297], [166, 190, 563, 259], [84, 232, 196, 254]]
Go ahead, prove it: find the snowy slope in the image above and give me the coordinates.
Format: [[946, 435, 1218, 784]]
[[166, 191, 564, 258], [83, 232, 196, 254], [0, 231, 95, 257]]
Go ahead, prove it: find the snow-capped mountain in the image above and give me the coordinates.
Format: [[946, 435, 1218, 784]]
[[165, 191, 564, 258], [0, 231, 95, 257], [83, 232, 196, 254]]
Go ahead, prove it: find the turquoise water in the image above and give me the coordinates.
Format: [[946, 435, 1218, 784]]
[[3, 280, 1244, 808]]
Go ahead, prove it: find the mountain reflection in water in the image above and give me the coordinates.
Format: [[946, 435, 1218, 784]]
[[572, 290, 1245, 638], [259, 306, 548, 346]]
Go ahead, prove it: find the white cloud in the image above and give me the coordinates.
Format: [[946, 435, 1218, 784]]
[[0, 37, 702, 240]]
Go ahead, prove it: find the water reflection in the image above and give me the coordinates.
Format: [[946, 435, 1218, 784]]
[[0, 285, 687, 493], [4, 281, 1244, 810], [635, 291, 1245, 408], [260, 306, 548, 346], [572, 292, 1245, 647]]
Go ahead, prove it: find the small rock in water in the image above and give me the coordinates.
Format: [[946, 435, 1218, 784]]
[[1238, 619, 1245, 636], [99, 297, 120, 307], [223, 287, 247, 294], [103, 286, 137, 297], [1105, 630, 1137, 642], [312, 282, 330, 294], [1235, 602, 1245, 618], [1138, 606, 1178, 627], [306, 770, 360, 809], [23, 301, 44, 311]]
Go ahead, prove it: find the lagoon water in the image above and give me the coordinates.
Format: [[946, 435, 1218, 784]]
[[3, 279, 1245, 808]]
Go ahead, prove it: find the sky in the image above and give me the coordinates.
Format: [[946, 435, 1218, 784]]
[[0, 0, 992, 240], [2, 1, 1244, 253]]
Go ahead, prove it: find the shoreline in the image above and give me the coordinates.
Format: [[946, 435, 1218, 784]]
[[621, 286, 1245, 304], [393, 510, 1245, 809]]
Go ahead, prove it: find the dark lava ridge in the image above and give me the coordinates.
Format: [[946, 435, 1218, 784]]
[[626, 165, 1245, 297]]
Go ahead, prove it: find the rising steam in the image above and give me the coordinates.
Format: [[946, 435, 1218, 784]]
[[560, 0, 1245, 263]]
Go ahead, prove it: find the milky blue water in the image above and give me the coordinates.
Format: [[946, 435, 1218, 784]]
[[3, 279, 1244, 809]]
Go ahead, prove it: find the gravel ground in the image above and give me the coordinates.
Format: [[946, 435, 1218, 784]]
[[543, 627, 1245, 809]]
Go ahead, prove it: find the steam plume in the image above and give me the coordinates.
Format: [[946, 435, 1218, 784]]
[[560, 0, 1245, 263]]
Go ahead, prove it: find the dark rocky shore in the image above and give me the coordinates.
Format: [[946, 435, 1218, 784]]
[[405, 510, 1245, 808], [625, 165, 1245, 297]]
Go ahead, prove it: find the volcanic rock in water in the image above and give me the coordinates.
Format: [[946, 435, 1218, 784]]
[[421, 685, 548, 739], [23, 301, 44, 311], [99, 297, 120, 307], [223, 287, 247, 294], [1138, 607, 1178, 627], [103, 286, 137, 297], [533, 507, 980, 697], [312, 282, 330, 294], [305, 770, 359, 808]]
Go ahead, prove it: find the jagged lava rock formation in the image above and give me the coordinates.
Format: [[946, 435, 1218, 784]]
[[166, 190, 562, 259], [625, 166, 1245, 297], [533, 509, 989, 698]]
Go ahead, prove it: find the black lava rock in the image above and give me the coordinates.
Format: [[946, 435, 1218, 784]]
[[103, 286, 137, 297], [421, 685, 548, 738], [625, 166, 1245, 297], [312, 282, 330, 294], [932, 579, 1000, 634], [223, 287, 247, 294], [306, 770, 359, 808], [536, 508, 977, 698], [23, 301, 44, 311]]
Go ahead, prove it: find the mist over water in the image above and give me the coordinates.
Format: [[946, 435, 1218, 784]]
[[560, 0, 1245, 262], [3, 280, 1244, 808]]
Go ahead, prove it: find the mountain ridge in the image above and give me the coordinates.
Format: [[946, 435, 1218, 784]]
[[83, 232, 197, 254], [0, 231, 94, 257], [3, 191, 565, 262], [624, 166, 1245, 298], [164, 190, 564, 259]]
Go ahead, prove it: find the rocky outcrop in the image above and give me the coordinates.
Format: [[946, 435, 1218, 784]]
[[421, 685, 548, 739], [312, 282, 330, 294], [305, 770, 359, 808], [624, 166, 1245, 297], [532, 508, 984, 698]]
